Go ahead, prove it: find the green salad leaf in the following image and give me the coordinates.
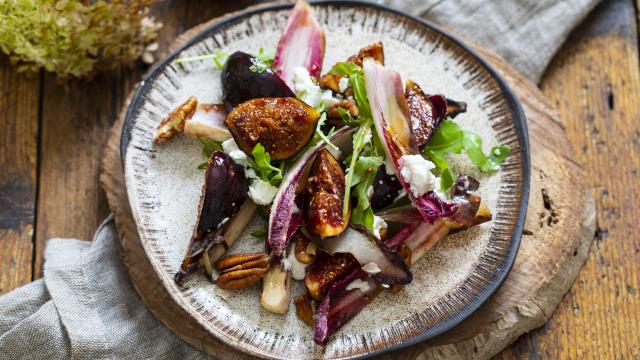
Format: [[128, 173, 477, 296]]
[[349, 156, 383, 229], [251, 144, 284, 186], [249, 48, 275, 73], [197, 137, 223, 169], [314, 113, 338, 151], [423, 118, 511, 190]]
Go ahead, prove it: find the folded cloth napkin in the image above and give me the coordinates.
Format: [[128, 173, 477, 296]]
[[0, 0, 599, 358]]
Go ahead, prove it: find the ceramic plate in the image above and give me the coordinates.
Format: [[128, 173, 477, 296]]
[[121, 1, 530, 358]]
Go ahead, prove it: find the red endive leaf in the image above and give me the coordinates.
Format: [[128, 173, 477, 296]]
[[363, 59, 457, 223], [274, 0, 325, 89]]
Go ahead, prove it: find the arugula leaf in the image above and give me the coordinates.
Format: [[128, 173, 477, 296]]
[[327, 62, 372, 119], [249, 48, 275, 73], [343, 120, 373, 216], [174, 51, 229, 70], [349, 156, 383, 230], [328, 62, 362, 77], [424, 118, 511, 190], [251, 143, 283, 186], [314, 113, 338, 151], [337, 107, 362, 126], [254, 47, 275, 66]]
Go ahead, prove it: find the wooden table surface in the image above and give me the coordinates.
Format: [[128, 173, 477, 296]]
[[1, 0, 638, 358]]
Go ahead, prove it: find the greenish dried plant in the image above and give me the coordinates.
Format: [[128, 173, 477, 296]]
[[0, 0, 162, 78]]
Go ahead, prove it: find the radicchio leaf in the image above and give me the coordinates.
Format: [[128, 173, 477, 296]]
[[363, 59, 458, 223], [314, 268, 378, 345], [268, 127, 354, 256], [274, 0, 325, 90]]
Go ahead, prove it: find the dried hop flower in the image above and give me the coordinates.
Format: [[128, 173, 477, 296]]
[[0, 0, 163, 78]]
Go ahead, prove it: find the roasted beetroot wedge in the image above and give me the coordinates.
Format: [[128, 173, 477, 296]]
[[221, 51, 295, 112], [305, 149, 350, 238], [274, 0, 325, 89], [314, 268, 379, 345], [268, 127, 355, 256], [364, 59, 458, 223], [305, 251, 360, 301], [225, 97, 320, 161], [175, 151, 248, 283]]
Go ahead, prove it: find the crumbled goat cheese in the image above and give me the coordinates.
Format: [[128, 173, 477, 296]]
[[346, 278, 371, 292], [292, 67, 339, 111], [366, 185, 374, 198], [400, 154, 436, 197], [362, 262, 382, 274], [372, 215, 387, 239], [338, 77, 349, 93], [222, 138, 250, 167], [287, 250, 307, 280], [248, 179, 278, 205], [244, 167, 259, 180]]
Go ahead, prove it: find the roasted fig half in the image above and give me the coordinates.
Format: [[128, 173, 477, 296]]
[[221, 51, 295, 112], [305, 251, 359, 301], [370, 165, 403, 210], [225, 97, 320, 160], [405, 80, 444, 150], [175, 151, 248, 283], [304, 149, 350, 237]]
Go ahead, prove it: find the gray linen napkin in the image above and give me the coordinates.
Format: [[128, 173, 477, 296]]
[[0, 0, 598, 358]]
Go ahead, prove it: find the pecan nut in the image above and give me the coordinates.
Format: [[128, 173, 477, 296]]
[[215, 252, 270, 290], [153, 96, 197, 143]]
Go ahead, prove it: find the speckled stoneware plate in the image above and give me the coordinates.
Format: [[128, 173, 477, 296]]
[[121, 1, 529, 358]]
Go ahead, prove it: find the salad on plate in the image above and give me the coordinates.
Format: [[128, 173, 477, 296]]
[[153, 0, 510, 345]]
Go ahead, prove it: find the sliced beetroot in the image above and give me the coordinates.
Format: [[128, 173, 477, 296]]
[[268, 127, 355, 256], [320, 225, 412, 285], [221, 51, 295, 112], [314, 267, 378, 345], [175, 151, 248, 282], [274, 0, 325, 90], [363, 59, 458, 223]]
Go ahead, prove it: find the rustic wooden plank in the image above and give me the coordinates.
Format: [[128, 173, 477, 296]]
[[499, 0, 640, 358], [32, 0, 274, 277], [0, 56, 40, 294]]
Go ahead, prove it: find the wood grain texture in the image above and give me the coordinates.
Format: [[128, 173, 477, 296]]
[[102, 7, 593, 359], [0, 56, 39, 294], [499, 0, 640, 358]]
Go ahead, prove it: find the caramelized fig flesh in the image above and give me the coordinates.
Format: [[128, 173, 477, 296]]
[[221, 51, 295, 112], [405, 80, 442, 150], [370, 165, 403, 210], [225, 97, 320, 160], [175, 151, 248, 282], [305, 251, 359, 301], [304, 149, 350, 237]]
